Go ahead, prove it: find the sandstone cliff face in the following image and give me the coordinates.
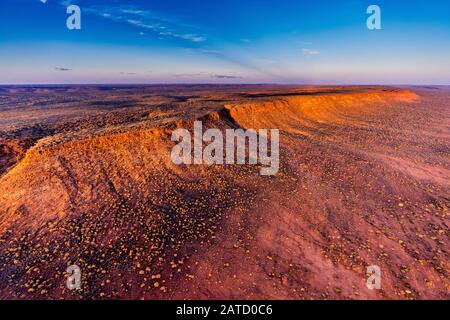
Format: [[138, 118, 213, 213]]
[[0, 87, 448, 300]]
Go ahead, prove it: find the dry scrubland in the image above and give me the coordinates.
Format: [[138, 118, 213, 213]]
[[0, 85, 448, 299]]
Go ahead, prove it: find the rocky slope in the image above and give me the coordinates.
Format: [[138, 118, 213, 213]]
[[0, 86, 448, 299]]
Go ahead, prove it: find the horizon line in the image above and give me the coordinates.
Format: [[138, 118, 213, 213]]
[[1, 83, 449, 87]]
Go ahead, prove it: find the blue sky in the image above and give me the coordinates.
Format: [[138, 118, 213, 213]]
[[0, 0, 449, 84]]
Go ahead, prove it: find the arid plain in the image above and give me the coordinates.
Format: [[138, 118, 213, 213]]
[[0, 85, 448, 299]]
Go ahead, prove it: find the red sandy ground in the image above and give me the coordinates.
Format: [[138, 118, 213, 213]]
[[0, 85, 448, 300]]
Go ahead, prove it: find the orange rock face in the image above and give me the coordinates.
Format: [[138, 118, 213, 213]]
[[0, 85, 448, 300]]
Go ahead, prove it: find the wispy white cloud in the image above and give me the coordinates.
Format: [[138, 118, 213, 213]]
[[60, 0, 72, 6], [179, 34, 206, 42], [212, 74, 243, 79], [82, 5, 207, 43], [126, 19, 159, 31], [57, 2, 267, 77], [170, 72, 243, 79], [301, 48, 320, 56], [199, 48, 220, 54]]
